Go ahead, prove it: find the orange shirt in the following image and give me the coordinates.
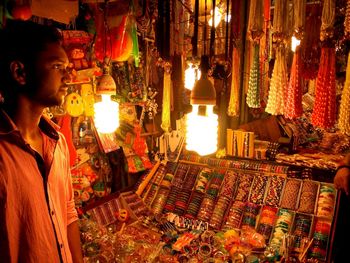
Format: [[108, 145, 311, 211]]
[[0, 109, 78, 262]]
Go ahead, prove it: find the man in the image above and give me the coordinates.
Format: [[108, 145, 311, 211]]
[[333, 153, 350, 262], [334, 153, 350, 195], [0, 20, 83, 262]]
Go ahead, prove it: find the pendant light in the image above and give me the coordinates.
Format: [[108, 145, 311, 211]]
[[93, 0, 119, 134], [185, 0, 218, 156], [94, 64, 120, 134]]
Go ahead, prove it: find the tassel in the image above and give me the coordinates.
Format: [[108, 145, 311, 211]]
[[284, 48, 303, 119], [161, 63, 172, 132], [227, 48, 240, 116], [338, 52, 350, 135], [311, 48, 336, 129], [266, 47, 288, 115], [247, 44, 261, 108]]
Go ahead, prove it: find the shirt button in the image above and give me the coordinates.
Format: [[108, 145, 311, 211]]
[[60, 244, 63, 249], [51, 211, 55, 215]]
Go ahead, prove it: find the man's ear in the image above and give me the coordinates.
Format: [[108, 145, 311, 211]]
[[10, 61, 26, 85]]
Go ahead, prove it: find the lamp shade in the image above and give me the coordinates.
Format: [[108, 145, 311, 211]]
[[96, 73, 116, 95], [191, 55, 216, 105]]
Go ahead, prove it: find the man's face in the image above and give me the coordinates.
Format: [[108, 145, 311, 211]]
[[27, 42, 70, 107]]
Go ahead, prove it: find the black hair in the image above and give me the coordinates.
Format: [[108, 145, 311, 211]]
[[0, 19, 62, 101]]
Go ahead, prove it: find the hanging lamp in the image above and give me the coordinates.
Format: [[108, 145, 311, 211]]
[[94, 64, 120, 134], [185, 0, 218, 156], [93, 1, 119, 134]]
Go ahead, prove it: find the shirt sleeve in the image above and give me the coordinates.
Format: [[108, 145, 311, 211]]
[[66, 169, 78, 226], [59, 133, 79, 226], [0, 159, 11, 261]]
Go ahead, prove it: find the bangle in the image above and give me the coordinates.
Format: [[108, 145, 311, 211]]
[[336, 165, 350, 172]]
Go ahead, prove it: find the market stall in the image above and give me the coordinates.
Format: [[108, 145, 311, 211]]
[[1, 0, 349, 262]]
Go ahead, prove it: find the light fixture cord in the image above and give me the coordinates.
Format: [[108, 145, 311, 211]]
[[103, 0, 112, 68]]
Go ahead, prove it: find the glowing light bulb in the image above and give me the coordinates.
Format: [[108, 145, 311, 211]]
[[291, 36, 301, 52], [185, 63, 201, 91], [185, 105, 218, 156], [94, 94, 119, 134], [208, 7, 223, 28]]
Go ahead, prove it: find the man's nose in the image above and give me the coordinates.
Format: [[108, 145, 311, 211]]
[[63, 68, 73, 83]]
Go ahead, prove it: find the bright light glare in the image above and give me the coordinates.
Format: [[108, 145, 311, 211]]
[[185, 64, 201, 91], [186, 105, 218, 156], [291, 36, 301, 52], [208, 8, 223, 28], [94, 95, 119, 134]]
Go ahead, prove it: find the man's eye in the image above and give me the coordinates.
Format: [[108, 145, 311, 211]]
[[53, 64, 63, 70]]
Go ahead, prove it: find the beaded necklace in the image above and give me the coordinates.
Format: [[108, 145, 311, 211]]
[[338, 52, 350, 135]]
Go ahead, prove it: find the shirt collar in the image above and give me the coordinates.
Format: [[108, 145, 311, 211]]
[[0, 108, 60, 140]]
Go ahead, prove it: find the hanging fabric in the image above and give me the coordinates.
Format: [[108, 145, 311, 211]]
[[338, 52, 350, 135], [265, 47, 288, 115], [284, 48, 303, 119], [311, 47, 336, 129], [161, 63, 172, 132], [247, 44, 261, 108]]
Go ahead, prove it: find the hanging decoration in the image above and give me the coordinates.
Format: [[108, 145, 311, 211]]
[[246, 44, 261, 108], [227, 0, 242, 117], [271, 0, 290, 43], [261, 0, 270, 99], [311, 47, 336, 129], [293, 0, 306, 39], [161, 62, 172, 133], [217, 0, 230, 149], [227, 48, 240, 117], [283, 0, 305, 119], [265, 47, 288, 115], [246, 0, 264, 109], [284, 48, 303, 119], [130, 1, 140, 67], [345, 0, 350, 36], [320, 0, 335, 41], [266, 0, 289, 116], [290, 0, 305, 53], [109, 15, 133, 62], [338, 52, 350, 135], [300, 4, 321, 80], [247, 0, 264, 42]]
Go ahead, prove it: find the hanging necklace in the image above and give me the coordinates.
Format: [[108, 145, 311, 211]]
[[320, 0, 335, 41], [338, 52, 350, 135]]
